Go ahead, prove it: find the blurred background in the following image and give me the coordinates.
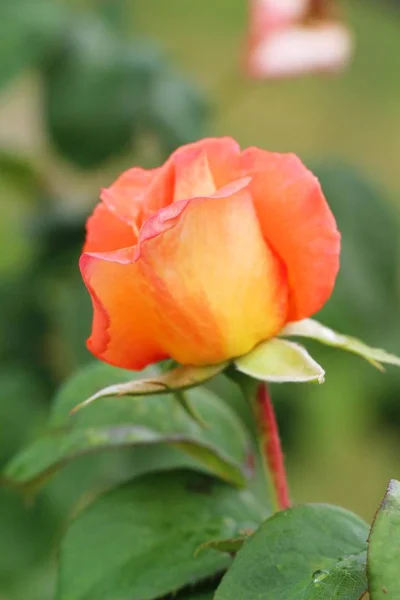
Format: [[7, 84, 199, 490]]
[[1, 0, 400, 598]]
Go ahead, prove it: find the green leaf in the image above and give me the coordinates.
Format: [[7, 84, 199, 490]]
[[306, 552, 367, 599], [0, 486, 57, 588], [234, 338, 325, 383], [368, 479, 400, 598], [56, 470, 264, 600], [50, 362, 156, 424], [214, 504, 369, 600], [71, 362, 227, 414], [43, 19, 163, 168], [4, 362, 249, 489], [280, 318, 400, 371]]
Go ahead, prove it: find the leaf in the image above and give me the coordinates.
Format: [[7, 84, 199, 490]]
[[195, 536, 248, 557], [71, 362, 227, 414], [50, 362, 156, 424], [234, 338, 325, 383], [280, 318, 400, 371], [56, 470, 264, 600], [368, 479, 400, 599], [4, 422, 244, 490], [43, 19, 163, 168], [4, 362, 250, 489], [0, 485, 57, 585], [214, 504, 369, 600], [306, 553, 367, 599]]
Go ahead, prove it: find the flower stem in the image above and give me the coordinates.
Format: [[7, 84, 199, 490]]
[[253, 382, 291, 512]]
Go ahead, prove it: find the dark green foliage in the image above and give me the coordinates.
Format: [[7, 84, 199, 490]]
[[42, 20, 163, 168], [56, 470, 263, 600], [214, 504, 369, 600], [4, 362, 251, 489], [368, 480, 400, 598]]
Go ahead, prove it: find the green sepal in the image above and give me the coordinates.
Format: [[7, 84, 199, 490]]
[[71, 362, 227, 415], [280, 318, 400, 371], [234, 338, 325, 384]]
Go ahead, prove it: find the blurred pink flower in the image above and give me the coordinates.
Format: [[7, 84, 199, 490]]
[[247, 0, 353, 79]]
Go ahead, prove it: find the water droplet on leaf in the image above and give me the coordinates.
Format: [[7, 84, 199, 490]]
[[312, 569, 329, 583]]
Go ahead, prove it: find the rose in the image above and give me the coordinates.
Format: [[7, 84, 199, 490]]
[[80, 137, 340, 370], [247, 0, 353, 79]]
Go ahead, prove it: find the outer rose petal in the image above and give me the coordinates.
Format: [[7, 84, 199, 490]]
[[97, 138, 240, 235], [81, 181, 288, 369], [240, 148, 340, 321], [83, 202, 137, 253], [80, 248, 168, 370], [101, 162, 174, 230]]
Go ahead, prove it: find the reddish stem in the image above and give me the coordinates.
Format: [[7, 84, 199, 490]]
[[256, 383, 291, 511]]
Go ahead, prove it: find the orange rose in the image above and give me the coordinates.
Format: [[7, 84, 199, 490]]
[[80, 137, 340, 370]]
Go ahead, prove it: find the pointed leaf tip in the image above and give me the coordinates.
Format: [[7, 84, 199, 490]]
[[234, 338, 325, 384], [280, 318, 400, 371], [70, 362, 228, 415]]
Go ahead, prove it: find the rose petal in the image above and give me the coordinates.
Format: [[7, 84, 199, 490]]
[[240, 148, 340, 321], [80, 247, 168, 370], [100, 162, 174, 231], [98, 138, 240, 232], [137, 181, 288, 365], [81, 181, 288, 369], [173, 147, 216, 202], [83, 202, 137, 253], [172, 137, 241, 189]]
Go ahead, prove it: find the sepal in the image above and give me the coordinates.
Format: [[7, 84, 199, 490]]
[[280, 318, 400, 371], [234, 338, 325, 384]]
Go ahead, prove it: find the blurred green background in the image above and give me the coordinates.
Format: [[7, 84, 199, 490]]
[[1, 0, 400, 598]]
